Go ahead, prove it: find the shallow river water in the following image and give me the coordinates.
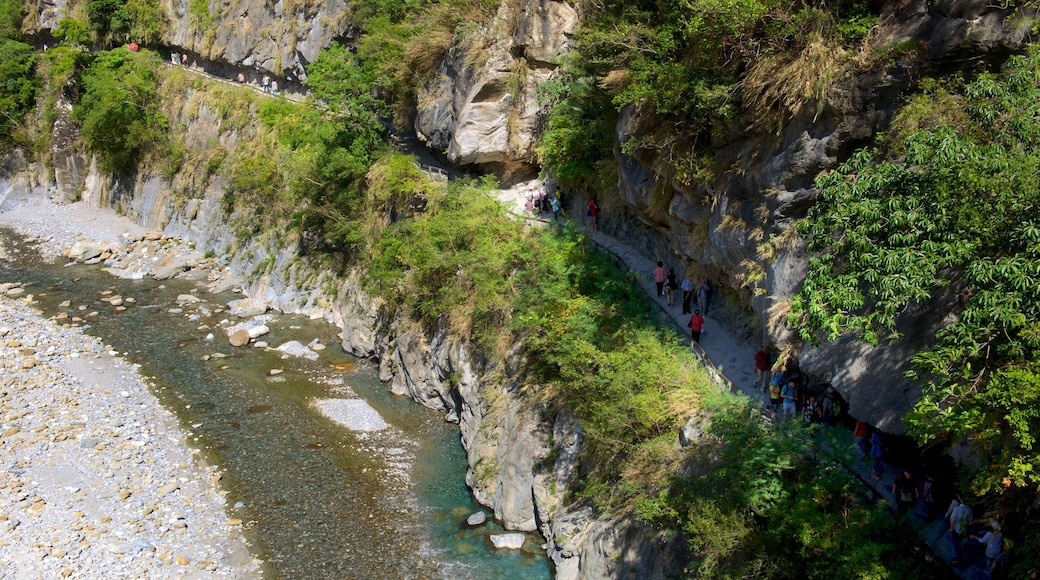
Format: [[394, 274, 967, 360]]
[[0, 229, 551, 579]]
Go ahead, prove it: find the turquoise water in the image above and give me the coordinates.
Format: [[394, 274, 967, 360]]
[[0, 228, 551, 579]]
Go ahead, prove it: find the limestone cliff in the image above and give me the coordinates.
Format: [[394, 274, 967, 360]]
[[414, 0, 577, 182]]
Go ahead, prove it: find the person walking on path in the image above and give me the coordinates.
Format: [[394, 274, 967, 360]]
[[666, 269, 679, 307], [550, 194, 560, 221], [586, 198, 599, 233], [680, 274, 694, 314], [688, 310, 705, 343], [947, 495, 973, 565], [853, 420, 869, 460], [973, 524, 1004, 569], [754, 347, 770, 392], [781, 379, 798, 416], [696, 278, 713, 314], [893, 469, 916, 517], [768, 371, 782, 412], [262, 74, 271, 93], [870, 429, 884, 480], [653, 261, 668, 298]]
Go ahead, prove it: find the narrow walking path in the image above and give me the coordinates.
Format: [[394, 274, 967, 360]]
[[494, 179, 987, 579]]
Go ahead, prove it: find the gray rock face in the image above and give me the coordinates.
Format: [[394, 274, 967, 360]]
[[51, 99, 87, 203], [414, 0, 577, 182]]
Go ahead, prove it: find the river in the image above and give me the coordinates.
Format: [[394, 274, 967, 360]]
[[0, 227, 551, 579]]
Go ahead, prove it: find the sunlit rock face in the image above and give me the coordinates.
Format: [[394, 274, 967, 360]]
[[414, 0, 578, 183]]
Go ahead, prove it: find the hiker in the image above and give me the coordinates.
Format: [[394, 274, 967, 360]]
[[271, 80, 279, 95], [768, 369, 783, 411], [947, 495, 973, 565], [586, 198, 598, 233], [853, 420, 870, 459], [973, 524, 1004, 569], [653, 261, 668, 297], [550, 194, 560, 221], [754, 347, 770, 392], [680, 274, 694, 314], [819, 386, 838, 426], [688, 310, 705, 344], [262, 74, 271, 93], [802, 394, 819, 424], [696, 278, 713, 314], [892, 469, 916, 517], [870, 429, 884, 480], [237, 72, 245, 83], [781, 378, 798, 416], [181, 52, 188, 66], [991, 538, 1013, 579], [666, 269, 679, 307]]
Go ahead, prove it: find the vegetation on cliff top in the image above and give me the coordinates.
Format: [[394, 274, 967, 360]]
[[793, 45, 1040, 576], [0, 0, 38, 151]]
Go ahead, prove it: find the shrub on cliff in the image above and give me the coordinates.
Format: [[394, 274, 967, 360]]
[[75, 48, 168, 174], [792, 44, 1040, 575], [0, 40, 38, 150]]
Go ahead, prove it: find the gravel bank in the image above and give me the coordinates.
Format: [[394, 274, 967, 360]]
[[0, 290, 262, 578], [1, 196, 263, 576]]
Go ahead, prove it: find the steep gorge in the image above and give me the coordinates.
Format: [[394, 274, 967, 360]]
[[4, 0, 1038, 577]]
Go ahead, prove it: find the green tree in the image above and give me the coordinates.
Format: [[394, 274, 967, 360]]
[[0, 40, 38, 148], [792, 46, 1040, 524], [75, 48, 168, 173]]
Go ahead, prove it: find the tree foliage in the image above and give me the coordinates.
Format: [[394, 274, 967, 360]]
[[636, 407, 944, 578], [75, 48, 168, 173], [792, 46, 1040, 513], [87, 0, 165, 46], [0, 0, 37, 149]]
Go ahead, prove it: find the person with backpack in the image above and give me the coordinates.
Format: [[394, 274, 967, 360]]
[[768, 370, 783, 412], [781, 379, 798, 416]]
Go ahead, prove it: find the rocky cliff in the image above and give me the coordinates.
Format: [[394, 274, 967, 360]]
[[308, 0, 1039, 442]]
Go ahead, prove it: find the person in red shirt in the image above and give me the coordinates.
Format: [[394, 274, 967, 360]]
[[688, 310, 705, 343], [754, 347, 770, 392]]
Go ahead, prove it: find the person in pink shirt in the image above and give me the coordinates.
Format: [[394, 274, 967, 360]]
[[653, 261, 668, 297]]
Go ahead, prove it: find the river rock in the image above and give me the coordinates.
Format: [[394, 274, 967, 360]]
[[152, 256, 190, 280], [67, 241, 108, 262], [275, 341, 318, 360], [489, 533, 525, 550], [227, 298, 267, 318], [467, 511, 487, 526], [229, 330, 250, 347], [176, 294, 202, 305]]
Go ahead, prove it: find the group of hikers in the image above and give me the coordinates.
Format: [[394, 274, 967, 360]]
[[564, 192, 1015, 577], [524, 185, 562, 221], [756, 349, 1015, 576], [650, 262, 713, 343]]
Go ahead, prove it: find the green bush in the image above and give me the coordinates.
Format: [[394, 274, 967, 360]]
[[75, 48, 168, 173], [792, 45, 1040, 574], [0, 40, 38, 148]]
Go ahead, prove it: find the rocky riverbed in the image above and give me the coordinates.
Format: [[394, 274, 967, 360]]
[[0, 289, 262, 578], [0, 196, 263, 577]]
